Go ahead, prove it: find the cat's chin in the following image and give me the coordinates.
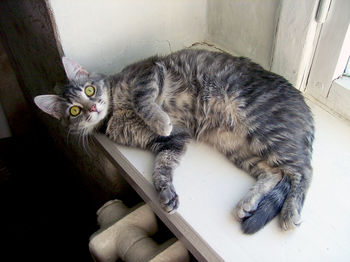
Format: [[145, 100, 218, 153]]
[[99, 107, 108, 121], [89, 107, 108, 124], [87, 118, 104, 132]]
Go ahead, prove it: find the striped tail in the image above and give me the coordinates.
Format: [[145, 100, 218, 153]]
[[242, 175, 291, 234]]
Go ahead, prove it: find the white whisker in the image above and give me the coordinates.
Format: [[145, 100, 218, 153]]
[[66, 127, 73, 143], [78, 127, 92, 154]]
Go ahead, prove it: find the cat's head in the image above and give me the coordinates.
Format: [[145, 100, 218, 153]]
[[34, 57, 110, 134]]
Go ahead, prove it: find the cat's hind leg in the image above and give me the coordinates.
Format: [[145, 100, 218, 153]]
[[235, 163, 282, 221], [231, 157, 283, 221], [225, 151, 289, 233], [280, 165, 312, 230]]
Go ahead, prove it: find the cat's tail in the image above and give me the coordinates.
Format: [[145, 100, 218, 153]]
[[241, 175, 291, 234]]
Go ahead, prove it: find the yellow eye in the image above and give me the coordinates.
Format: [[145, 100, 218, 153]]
[[69, 106, 81, 116], [85, 86, 95, 97]]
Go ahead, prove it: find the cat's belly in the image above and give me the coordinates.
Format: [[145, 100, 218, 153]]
[[164, 93, 249, 155], [200, 126, 249, 156]]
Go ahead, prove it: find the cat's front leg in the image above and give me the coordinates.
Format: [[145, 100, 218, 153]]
[[138, 103, 173, 137], [148, 130, 190, 213], [132, 68, 173, 137]]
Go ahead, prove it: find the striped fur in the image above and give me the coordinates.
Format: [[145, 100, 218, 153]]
[[34, 49, 314, 233]]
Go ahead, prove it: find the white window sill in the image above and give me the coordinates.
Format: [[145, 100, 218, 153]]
[[324, 76, 350, 122], [334, 76, 350, 91], [93, 100, 350, 262]]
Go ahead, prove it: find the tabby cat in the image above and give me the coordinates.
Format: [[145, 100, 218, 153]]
[[34, 49, 314, 234]]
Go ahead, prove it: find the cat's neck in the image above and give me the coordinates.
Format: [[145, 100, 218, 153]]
[[97, 111, 112, 134], [110, 72, 122, 87], [95, 76, 114, 134]]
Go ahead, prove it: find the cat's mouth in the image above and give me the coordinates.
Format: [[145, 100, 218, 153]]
[[88, 104, 108, 123], [89, 110, 102, 121], [91, 102, 104, 114]]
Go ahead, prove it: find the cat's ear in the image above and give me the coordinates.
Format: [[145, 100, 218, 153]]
[[34, 95, 65, 120], [62, 57, 89, 82]]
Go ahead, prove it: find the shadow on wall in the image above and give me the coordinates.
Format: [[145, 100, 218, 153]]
[[0, 42, 32, 137], [0, 39, 139, 217]]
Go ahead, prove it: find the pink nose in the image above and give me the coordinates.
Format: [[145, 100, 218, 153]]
[[89, 104, 97, 112]]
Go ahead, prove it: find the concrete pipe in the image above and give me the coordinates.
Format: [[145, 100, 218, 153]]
[[89, 200, 190, 262], [150, 240, 190, 262], [90, 204, 158, 262], [96, 199, 131, 227]]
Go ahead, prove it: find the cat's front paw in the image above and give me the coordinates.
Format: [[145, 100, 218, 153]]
[[150, 112, 173, 136], [158, 183, 179, 213]]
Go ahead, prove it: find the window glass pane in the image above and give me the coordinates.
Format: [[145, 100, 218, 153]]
[[344, 56, 350, 77]]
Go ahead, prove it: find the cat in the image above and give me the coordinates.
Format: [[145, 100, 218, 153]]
[[34, 49, 314, 234]]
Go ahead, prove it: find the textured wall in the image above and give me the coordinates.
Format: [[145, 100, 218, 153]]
[[271, 0, 318, 88], [207, 0, 280, 69], [49, 0, 208, 74], [50, 0, 279, 72]]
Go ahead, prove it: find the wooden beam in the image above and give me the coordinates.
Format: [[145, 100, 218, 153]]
[[0, 0, 65, 105]]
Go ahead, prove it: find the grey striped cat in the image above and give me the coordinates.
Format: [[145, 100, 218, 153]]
[[34, 49, 314, 234]]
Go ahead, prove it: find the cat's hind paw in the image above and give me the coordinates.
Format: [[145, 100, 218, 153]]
[[159, 183, 179, 213], [234, 193, 261, 221], [280, 204, 302, 231]]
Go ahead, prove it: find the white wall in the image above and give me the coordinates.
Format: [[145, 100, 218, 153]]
[[49, 0, 207, 74], [50, 0, 279, 72], [206, 0, 280, 69], [271, 0, 319, 88]]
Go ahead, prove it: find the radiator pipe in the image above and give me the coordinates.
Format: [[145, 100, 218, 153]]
[[89, 200, 190, 262]]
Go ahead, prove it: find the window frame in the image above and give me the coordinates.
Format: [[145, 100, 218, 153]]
[[272, 0, 350, 121], [305, 0, 350, 121]]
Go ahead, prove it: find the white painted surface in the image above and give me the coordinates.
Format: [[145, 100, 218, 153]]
[[306, 0, 350, 98], [50, 0, 280, 72], [109, 100, 350, 261], [207, 0, 280, 69], [49, 0, 207, 74], [271, 0, 319, 88], [325, 77, 350, 121]]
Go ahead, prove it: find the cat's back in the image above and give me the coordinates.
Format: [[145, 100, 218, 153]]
[[163, 49, 313, 138], [112, 49, 312, 133], [166, 49, 310, 112], [162, 49, 286, 97]]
